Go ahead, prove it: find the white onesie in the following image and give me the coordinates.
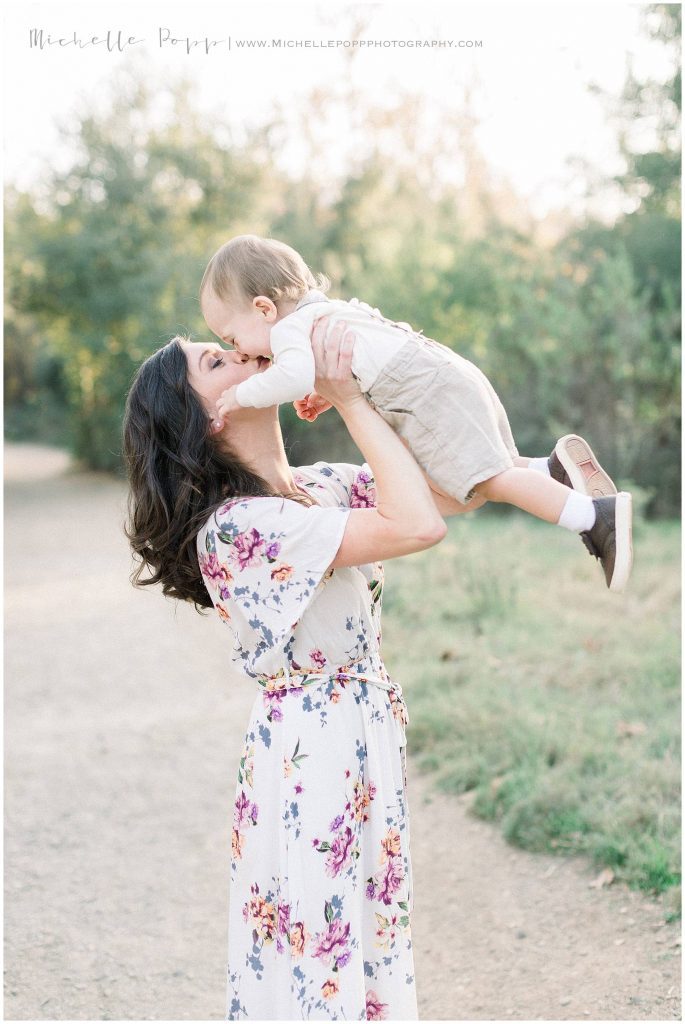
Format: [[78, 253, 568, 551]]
[[234, 290, 415, 409]]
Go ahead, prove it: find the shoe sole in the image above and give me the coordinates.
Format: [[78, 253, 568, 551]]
[[609, 491, 633, 593], [555, 434, 617, 497]]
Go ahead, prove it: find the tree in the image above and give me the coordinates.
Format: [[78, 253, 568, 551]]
[[6, 72, 282, 469]]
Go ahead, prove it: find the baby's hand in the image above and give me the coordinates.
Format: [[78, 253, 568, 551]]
[[215, 386, 242, 422], [293, 392, 333, 422]]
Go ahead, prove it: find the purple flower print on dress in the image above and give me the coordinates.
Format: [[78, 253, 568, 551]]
[[335, 950, 352, 970], [365, 827, 405, 905], [276, 901, 291, 953], [350, 469, 377, 508], [262, 682, 286, 723], [329, 813, 345, 832], [233, 791, 258, 831], [265, 541, 281, 560], [231, 528, 266, 569], [376, 856, 404, 905], [325, 826, 355, 878], [278, 902, 290, 937], [312, 916, 351, 969]]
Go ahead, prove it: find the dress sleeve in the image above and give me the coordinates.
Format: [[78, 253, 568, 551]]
[[197, 496, 351, 656], [308, 463, 377, 509]]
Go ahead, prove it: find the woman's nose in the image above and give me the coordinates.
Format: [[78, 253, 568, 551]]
[[232, 352, 250, 364]]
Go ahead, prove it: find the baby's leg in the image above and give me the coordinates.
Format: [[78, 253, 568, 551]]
[[426, 475, 487, 515], [473, 468, 577, 524], [398, 435, 486, 515], [474, 467, 632, 592]]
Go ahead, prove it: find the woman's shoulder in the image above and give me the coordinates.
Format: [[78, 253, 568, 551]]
[[197, 494, 287, 542], [294, 461, 377, 508]]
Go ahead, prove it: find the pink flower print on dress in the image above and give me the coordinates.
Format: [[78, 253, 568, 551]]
[[380, 827, 401, 862], [309, 648, 327, 670], [243, 893, 277, 943], [374, 907, 411, 951], [350, 469, 377, 508], [231, 828, 244, 860], [231, 528, 266, 569], [325, 826, 356, 878], [271, 563, 294, 582], [289, 920, 308, 958], [377, 857, 405, 905], [200, 551, 233, 586], [352, 779, 377, 823], [365, 990, 389, 1020], [322, 978, 339, 1000], [365, 827, 405, 904], [232, 791, 258, 863], [262, 680, 286, 723], [388, 687, 409, 728], [312, 915, 351, 970]]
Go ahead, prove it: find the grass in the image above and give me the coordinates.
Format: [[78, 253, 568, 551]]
[[381, 511, 681, 914]]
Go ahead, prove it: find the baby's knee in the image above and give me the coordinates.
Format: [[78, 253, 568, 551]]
[[472, 469, 513, 502]]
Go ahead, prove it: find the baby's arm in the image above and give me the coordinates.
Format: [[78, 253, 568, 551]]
[[234, 310, 317, 409]]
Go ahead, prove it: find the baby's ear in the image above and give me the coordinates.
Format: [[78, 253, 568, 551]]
[[253, 295, 278, 320]]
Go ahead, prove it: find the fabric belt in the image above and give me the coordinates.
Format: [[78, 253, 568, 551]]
[[256, 669, 395, 693]]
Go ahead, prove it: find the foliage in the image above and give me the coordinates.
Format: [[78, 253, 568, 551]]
[[382, 515, 681, 904], [3, 11, 681, 511]]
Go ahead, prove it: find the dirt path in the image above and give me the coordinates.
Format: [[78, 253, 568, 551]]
[[4, 445, 681, 1021]]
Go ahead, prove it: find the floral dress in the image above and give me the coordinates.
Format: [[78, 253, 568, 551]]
[[197, 462, 417, 1021]]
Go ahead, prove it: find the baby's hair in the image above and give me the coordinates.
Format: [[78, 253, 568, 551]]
[[200, 234, 330, 309]]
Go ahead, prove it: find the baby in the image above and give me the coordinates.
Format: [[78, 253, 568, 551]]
[[200, 234, 633, 592]]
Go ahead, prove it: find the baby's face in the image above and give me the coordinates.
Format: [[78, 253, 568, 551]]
[[202, 289, 275, 359]]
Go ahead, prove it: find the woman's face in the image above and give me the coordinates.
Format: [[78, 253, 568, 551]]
[[181, 339, 271, 429]]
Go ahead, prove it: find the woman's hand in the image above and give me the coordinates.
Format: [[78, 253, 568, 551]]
[[310, 316, 363, 411]]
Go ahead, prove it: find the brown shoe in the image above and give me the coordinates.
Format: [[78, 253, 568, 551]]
[[580, 493, 633, 592], [548, 435, 617, 497]]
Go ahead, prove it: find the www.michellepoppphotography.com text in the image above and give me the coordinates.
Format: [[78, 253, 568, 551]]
[[28, 27, 484, 55]]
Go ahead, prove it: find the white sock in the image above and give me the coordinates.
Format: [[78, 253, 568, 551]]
[[558, 491, 596, 533], [528, 457, 551, 476]]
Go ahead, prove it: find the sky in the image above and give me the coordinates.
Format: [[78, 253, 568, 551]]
[[2, 2, 673, 221]]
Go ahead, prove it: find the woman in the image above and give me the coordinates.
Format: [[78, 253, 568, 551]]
[[123, 317, 471, 1020]]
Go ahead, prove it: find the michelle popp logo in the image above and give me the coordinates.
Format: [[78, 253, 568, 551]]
[[28, 28, 229, 55], [27, 27, 483, 55]]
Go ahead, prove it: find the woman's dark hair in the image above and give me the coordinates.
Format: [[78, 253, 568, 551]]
[[123, 336, 281, 609]]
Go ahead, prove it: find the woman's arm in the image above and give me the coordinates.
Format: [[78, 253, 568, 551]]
[[310, 318, 447, 569]]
